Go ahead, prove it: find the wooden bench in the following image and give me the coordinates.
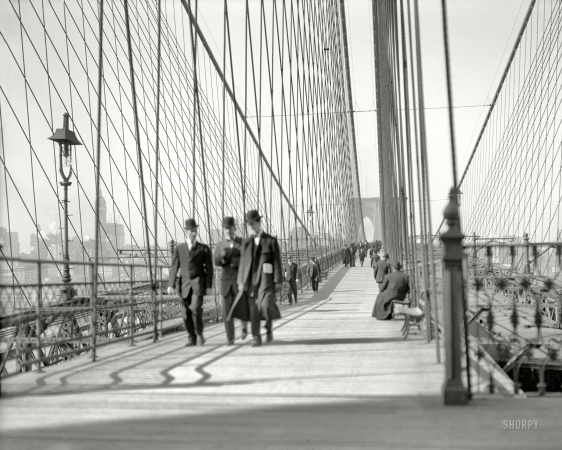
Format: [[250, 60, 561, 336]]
[[393, 294, 426, 340]]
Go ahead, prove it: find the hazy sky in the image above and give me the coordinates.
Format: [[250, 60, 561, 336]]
[[194, 0, 534, 235], [343, 0, 533, 234], [0, 0, 538, 251]]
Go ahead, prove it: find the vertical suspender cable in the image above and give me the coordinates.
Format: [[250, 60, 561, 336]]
[[339, 0, 366, 241], [124, 0, 154, 333], [92, 0, 105, 362], [413, 0, 440, 362], [372, 0, 387, 248], [440, 0, 470, 393], [153, 0, 162, 342]]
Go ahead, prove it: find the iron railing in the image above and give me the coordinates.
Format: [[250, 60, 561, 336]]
[[1, 248, 344, 377], [463, 241, 562, 395]]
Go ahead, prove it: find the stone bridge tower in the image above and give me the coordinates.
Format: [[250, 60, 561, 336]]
[[358, 197, 381, 241]]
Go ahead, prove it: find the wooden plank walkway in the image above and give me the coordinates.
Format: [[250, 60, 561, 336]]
[[1, 265, 561, 449]]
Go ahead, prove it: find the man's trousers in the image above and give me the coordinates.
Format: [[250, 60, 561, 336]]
[[180, 288, 204, 340], [248, 296, 272, 338], [286, 280, 298, 304], [222, 289, 247, 342], [311, 277, 318, 292]]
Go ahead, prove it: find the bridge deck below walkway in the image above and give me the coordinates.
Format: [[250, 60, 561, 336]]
[[1, 266, 560, 449]]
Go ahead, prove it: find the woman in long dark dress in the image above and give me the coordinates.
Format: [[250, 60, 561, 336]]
[[372, 262, 410, 320]]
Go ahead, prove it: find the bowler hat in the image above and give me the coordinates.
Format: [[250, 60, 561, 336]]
[[222, 216, 236, 228], [184, 218, 198, 230], [245, 209, 262, 223]]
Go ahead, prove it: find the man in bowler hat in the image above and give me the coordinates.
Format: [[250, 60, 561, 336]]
[[370, 250, 381, 278], [167, 219, 213, 346], [235, 210, 282, 347], [308, 256, 319, 292], [374, 253, 392, 289], [214, 217, 249, 345], [283, 256, 299, 304]]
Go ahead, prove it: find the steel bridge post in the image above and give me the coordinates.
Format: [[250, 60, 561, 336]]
[[523, 233, 530, 274], [36, 262, 42, 372], [129, 264, 135, 346], [440, 189, 468, 405]]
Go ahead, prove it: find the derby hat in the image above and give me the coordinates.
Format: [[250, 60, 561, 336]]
[[245, 209, 262, 223], [184, 218, 198, 230], [222, 216, 236, 228]]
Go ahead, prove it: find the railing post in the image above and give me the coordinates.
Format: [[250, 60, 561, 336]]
[[153, 267, 158, 343], [90, 262, 97, 362], [35, 262, 42, 372], [15, 333, 22, 373], [129, 264, 135, 346], [440, 188, 468, 405], [523, 233, 530, 274], [159, 268, 164, 339]]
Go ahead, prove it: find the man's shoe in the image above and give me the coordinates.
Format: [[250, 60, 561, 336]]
[[227, 339, 234, 346], [241, 328, 248, 340], [186, 337, 196, 346], [199, 335, 206, 345], [251, 337, 262, 347], [266, 333, 273, 343]]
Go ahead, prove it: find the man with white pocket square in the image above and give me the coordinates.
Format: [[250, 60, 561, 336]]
[[235, 209, 283, 347]]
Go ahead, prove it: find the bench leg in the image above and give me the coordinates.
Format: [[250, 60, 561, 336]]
[[403, 316, 410, 340]]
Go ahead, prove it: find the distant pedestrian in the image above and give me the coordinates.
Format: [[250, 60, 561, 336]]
[[370, 251, 380, 278], [308, 256, 319, 292], [234, 210, 282, 347], [359, 248, 366, 266], [284, 257, 299, 304], [214, 217, 249, 345], [374, 253, 391, 289], [343, 244, 351, 267], [167, 219, 213, 346]]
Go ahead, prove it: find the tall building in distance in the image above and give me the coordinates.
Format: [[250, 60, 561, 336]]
[[0, 226, 20, 257], [99, 192, 125, 254]]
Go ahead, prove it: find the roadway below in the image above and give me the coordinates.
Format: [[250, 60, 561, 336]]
[[1, 265, 560, 449]]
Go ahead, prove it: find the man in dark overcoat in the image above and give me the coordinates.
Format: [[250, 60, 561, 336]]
[[350, 243, 357, 267], [370, 251, 380, 278], [373, 261, 410, 320], [343, 245, 351, 267], [167, 219, 213, 346], [235, 210, 283, 347], [214, 217, 249, 345], [283, 256, 299, 304], [374, 253, 391, 289], [308, 256, 319, 292]]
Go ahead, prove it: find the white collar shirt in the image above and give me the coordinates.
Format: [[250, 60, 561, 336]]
[[186, 239, 197, 251], [226, 236, 237, 248], [253, 231, 262, 247]]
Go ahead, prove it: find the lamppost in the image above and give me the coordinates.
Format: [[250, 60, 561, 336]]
[[48, 113, 82, 284], [453, 187, 463, 207], [306, 207, 315, 256]]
